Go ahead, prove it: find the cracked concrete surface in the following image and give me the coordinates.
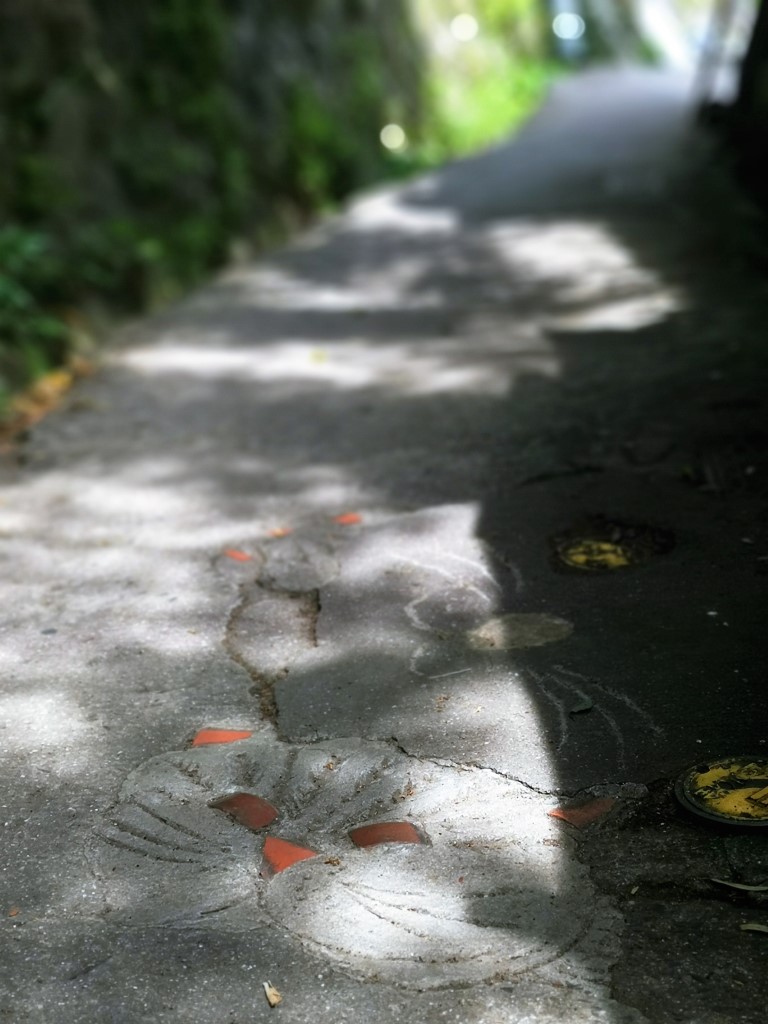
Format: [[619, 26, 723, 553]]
[[89, 733, 613, 989], [2, 67, 768, 1023]]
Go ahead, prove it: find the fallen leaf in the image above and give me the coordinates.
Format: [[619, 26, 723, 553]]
[[569, 698, 594, 716], [27, 368, 73, 404], [268, 527, 292, 538], [8, 908, 20, 917], [263, 981, 282, 1007], [740, 922, 768, 934], [0, 366, 79, 448], [333, 512, 362, 526], [223, 548, 252, 562], [712, 878, 768, 893]]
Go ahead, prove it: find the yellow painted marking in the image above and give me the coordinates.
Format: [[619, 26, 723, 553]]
[[560, 540, 632, 570], [689, 761, 768, 821]]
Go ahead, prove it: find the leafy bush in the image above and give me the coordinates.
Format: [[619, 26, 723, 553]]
[[0, 227, 69, 406], [399, 0, 560, 167]]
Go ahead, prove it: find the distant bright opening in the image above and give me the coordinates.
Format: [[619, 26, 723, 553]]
[[552, 12, 586, 40], [450, 13, 479, 42], [380, 123, 407, 151]]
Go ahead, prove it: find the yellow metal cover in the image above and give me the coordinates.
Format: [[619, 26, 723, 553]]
[[558, 540, 632, 570], [676, 756, 768, 826], [551, 518, 674, 572]]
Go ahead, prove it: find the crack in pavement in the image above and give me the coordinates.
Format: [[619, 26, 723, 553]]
[[64, 957, 113, 982], [222, 585, 275, 725], [223, 580, 320, 736], [390, 734, 655, 802], [299, 587, 321, 648], [387, 734, 564, 796]]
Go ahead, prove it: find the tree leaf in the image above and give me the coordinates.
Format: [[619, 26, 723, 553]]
[[263, 981, 282, 1007]]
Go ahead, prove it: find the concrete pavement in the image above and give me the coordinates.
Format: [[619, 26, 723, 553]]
[[1, 67, 767, 1023]]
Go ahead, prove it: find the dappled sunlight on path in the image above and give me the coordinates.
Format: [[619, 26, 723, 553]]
[[3, 67, 768, 1023]]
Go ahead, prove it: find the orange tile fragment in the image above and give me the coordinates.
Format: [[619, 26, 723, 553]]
[[548, 797, 617, 829], [210, 793, 278, 831], [333, 513, 362, 526], [261, 836, 318, 876], [224, 548, 252, 562], [349, 821, 425, 848], [191, 728, 253, 747]]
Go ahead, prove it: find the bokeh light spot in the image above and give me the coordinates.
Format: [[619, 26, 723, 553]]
[[450, 14, 479, 43], [553, 13, 586, 41], [380, 123, 407, 151]]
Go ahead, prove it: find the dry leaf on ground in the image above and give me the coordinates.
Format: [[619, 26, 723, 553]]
[[263, 982, 283, 1007]]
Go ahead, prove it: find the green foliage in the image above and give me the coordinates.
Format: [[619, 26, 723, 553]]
[[286, 83, 350, 205], [0, 227, 69, 403], [424, 53, 559, 159], [2, 0, 556, 403], [405, 0, 561, 164]]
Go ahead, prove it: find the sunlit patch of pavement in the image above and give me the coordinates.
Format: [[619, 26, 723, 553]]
[[89, 732, 623, 991]]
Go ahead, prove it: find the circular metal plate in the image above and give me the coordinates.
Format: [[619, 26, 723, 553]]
[[557, 540, 632, 570], [675, 756, 768, 827], [552, 517, 674, 572]]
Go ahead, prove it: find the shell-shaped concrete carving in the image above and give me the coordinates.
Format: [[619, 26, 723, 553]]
[[91, 733, 599, 988]]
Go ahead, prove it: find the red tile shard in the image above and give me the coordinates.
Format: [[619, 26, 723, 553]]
[[349, 821, 425, 848], [224, 548, 253, 562], [210, 793, 278, 831], [191, 728, 253, 747], [261, 836, 318, 876], [548, 797, 617, 829], [333, 512, 362, 526]]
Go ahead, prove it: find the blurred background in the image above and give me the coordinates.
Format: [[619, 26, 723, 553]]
[[0, 0, 762, 416]]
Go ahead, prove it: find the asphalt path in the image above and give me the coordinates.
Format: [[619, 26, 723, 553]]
[[1, 67, 767, 1023]]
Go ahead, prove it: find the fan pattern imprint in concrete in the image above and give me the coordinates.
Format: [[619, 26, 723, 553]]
[[91, 734, 603, 988]]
